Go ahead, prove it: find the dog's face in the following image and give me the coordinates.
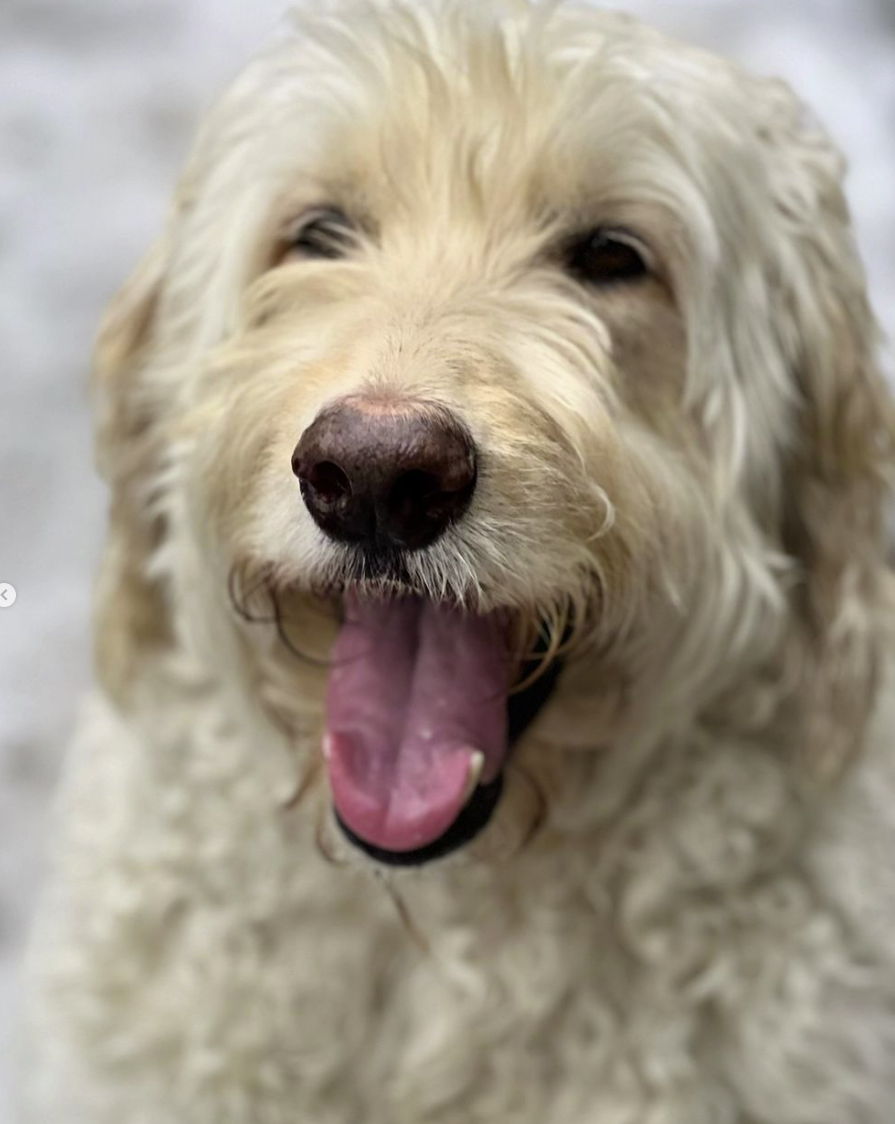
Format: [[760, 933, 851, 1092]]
[[94, 1, 894, 864]]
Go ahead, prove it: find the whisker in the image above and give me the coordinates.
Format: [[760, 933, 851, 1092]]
[[376, 874, 432, 955], [269, 586, 339, 668], [510, 600, 573, 694], [513, 763, 549, 852], [314, 809, 350, 868], [228, 564, 278, 623], [282, 754, 323, 811], [229, 563, 342, 668]]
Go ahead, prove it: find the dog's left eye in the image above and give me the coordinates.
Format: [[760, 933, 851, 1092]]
[[566, 229, 651, 286], [287, 208, 356, 260]]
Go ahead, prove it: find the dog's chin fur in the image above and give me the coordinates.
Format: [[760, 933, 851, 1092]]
[[19, 2, 895, 1122]]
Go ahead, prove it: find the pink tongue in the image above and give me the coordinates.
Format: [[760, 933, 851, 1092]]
[[325, 593, 511, 853]]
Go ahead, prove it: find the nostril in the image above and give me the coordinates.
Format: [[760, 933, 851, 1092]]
[[306, 460, 351, 504], [393, 469, 441, 503], [389, 470, 441, 522], [387, 464, 476, 540]]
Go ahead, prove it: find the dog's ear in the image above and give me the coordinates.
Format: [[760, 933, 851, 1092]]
[[91, 224, 175, 703], [93, 229, 171, 473], [759, 81, 895, 780]]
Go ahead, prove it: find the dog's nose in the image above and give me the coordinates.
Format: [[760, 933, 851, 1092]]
[[292, 397, 477, 550]]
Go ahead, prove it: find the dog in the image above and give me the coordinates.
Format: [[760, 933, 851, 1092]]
[[20, 1, 895, 1121]]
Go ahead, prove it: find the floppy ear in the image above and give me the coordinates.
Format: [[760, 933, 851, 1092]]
[[93, 234, 170, 469], [91, 225, 175, 704], [761, 82, 895, 780]]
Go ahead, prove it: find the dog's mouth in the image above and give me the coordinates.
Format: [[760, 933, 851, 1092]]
[[323, 590, 560, 865]]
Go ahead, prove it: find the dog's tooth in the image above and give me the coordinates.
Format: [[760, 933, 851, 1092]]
[[462, 750, 485, 806]]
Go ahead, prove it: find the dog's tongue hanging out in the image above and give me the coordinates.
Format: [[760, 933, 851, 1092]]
[[324, 591, 511, 853]]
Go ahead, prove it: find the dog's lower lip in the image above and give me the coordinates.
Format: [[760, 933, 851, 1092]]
[[334, 774, 505, 866]]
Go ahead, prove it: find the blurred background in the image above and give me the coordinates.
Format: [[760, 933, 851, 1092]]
[[0, 0, 893, 1114]]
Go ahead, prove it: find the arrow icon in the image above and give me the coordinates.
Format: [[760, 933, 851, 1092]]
[[0, 583, 17, 608]]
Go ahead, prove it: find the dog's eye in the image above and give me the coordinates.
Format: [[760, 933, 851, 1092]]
[[287, 208, 355, 260], [566, 229, 650, 286]]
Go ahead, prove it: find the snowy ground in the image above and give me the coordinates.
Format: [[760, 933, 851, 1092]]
[[1, 0, 893, 1115]]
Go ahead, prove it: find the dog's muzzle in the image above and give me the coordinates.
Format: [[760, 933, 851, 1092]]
[[290, 395, 563, 866]]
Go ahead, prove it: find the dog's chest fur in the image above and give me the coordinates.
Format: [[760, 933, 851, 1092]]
[[28, 665, 895, 1124]]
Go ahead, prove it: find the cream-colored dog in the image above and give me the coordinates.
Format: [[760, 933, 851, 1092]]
[[21, 1, 895, 1121]]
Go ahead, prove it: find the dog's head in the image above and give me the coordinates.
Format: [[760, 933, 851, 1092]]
[[92, 0, 895, 864]]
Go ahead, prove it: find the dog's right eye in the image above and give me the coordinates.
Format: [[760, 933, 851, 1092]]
[[565, 228, 651, 287], [286, 208, 356, 260]]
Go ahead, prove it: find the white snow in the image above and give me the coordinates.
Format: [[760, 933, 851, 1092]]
[[1, 0, 892, 1114]]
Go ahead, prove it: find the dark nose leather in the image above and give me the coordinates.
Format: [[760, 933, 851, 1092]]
[[291, 396, 477, 550]]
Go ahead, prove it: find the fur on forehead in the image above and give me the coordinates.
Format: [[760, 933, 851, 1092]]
[[171, 9, 761, 304], [162, 1, 835, 490], [185, 1, 765, 253]]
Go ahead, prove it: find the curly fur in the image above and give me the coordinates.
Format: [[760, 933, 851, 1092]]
[[19, 2, 895, 1122]]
